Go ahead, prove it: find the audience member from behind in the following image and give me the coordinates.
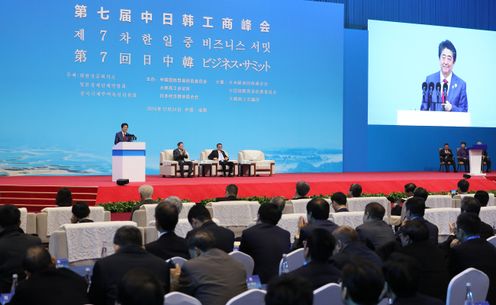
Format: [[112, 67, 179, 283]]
[[175, 230, 246, 305], [145, 202, 189, 260], [392, 183, 416, 216], [270, 196, 287, 213], [89, 226, 170, 305], [448, 213, 496, 304], [55, 187, 72, 206], [341, 261, 386, 305], [116, 269, 164, 305], [460, 196, 494, 239], [0, 205, 41, 293], [331, 192, 348, 212], [288, 228, 341, 289], [356, 202, 395, 250], [349, 183, 363, 198], [412, 187, 429, 201], [294, 181, 311, 199], [239, 203, 290, 283], [456, 179, 469, 194], [160, 196, 183, 214], [294, 197, 338, 248], [7, 246, 89, 305], [404, 197, 438, 245], [265, 275, 313, 305], [216, 184, 238, 201], [332, 226, 383, 270], [396, 221, 450, 301], [71, 202, 93, 223], [383, 253, 443, 305], [131, 184, 154, 216], [186, 204, 235, 253], [474, 190, 490, 207]]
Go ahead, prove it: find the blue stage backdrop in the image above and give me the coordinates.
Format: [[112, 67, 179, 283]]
[[0, 0, 344, 175]]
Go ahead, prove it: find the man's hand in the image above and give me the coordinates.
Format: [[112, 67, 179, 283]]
[[450, 238, 461, 248], [444, 100, 452, 111], [170, 264, 181, 291], [449, 222, 456, 235], [297, 216, 307, 229]]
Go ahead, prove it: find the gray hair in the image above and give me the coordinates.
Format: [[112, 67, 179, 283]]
[[138, 184, 154, 200], [161, 196, 183, 213]]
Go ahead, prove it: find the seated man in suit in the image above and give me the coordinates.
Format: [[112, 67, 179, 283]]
[[383, 253, 444, 305], [215, 184, 238, 201], [265, 275, 313, 305], [482, 147, 492, 172], [186, 204, 235, 253], [208, 143, 234, 176], [0, 205, 41, 293], [349, 184, 363, 198], [130, 185, 154, 217], [421, 40, 468, 112], [89, 226, 170, 305], [293, 181, 310, 199], [396, 221, 450, 301], [173, 142, 193, 178], [116, 269, 164, 305], [392, 183, 416, 216], [70, 202, 94, 223], [456, 142, 469, 172], [145, 202, 190, 260], [474, 190, 490, 207], [294, 197, 338, 249], [331, 226, 383, 270], [341, 260, 385, 305], [240, 203, 290, 284], [356, 202, 395, 251], [114, 123, 136, 144], [404, 197, 439, 245], [439, 143, 457, 172], [288, 228, 341, 289], [174, 230, 246, 305], [448, 213, 496, 304], [55, 187, 73, 207], [8, 246, 89, 305], [331, 192, 348, 213]]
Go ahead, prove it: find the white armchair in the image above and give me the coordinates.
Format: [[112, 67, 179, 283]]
[[237, 150, 275, 176], [199, 149, 238, 176], [159, 149, 198, 177]]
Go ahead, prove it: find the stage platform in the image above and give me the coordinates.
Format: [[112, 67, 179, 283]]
[[1, 172, 496, 211]]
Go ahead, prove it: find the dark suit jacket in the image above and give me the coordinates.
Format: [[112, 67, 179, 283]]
[[393, 293, 444, 305], [356, 220, 396, 250], [480, 221, 494, 240], [0, 226, 41, 293], [8, 268, 89, 305], [173, 148, 189, 161], [288, 261, 341, 290], [186, 221, 235, 253], [208, 150, 229, 160], [331, 241, 383, 270], [114, 132, 132, 145], [397, 241, 450, 301], [448, 238, 496, 304], [145, 231, 190, 260], [239, 223, 291, 284], [178, 248, 247, 305], [215, 195, 238, 202], [295, 219, 339, 249], [422, 72, 468, 112], [439, 148, 455, 162], [88, 245, 170, 305], [335, 207, 349, 213], [413, 217, 439, 245], [76, 218, 94, 223]]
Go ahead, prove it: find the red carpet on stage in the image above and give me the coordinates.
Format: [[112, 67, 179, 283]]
[[1, 172, 496, 211]]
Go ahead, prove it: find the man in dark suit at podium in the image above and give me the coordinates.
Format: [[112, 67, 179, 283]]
[[114, 123, 136, 145], [173, 142, 193, 178], [208, 143, 234, 176]]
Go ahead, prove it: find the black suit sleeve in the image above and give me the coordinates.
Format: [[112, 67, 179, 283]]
[[114, 133, 119, 145], [173, 149, 181, 161], [208, 150, 217, 160], [88, 262, 106, 305]]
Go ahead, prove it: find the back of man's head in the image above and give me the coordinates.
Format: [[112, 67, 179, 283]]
[[23, 246, 53, 274], [155, 202, 179, 232], [349, 184, 363, 197], [474, 190, 490, 207], [187, 204, 211, 224], [0, 204, 21, 228], [265, 274, 313, 305], [270, 196, 286, 212], [306, 197, 330, 220], [187, 230, 215, 252], [405, 197, 426, 218], [404, 183, 416, 194], [138, 184, 154, 200], [461, 197, 481, 216], [114, 226, 142, 248], [342, 260, 385, 305], [457, 179, 470, 193], [331, 192, 347, 206], [307, 228, 336, 262], [457, 213, 481, 236], [258, 203, 282, 226], [332, 226, 358, 246], [117, 269, 164, 305], [161, 196, 183, 213], [364, 202, 385, 221], [296, 181, 310, 198], [412, 187, 428, 200], [56, 187, 73, 206], [226, 184, 238, 197], [398, 220, 429, 243], [383, 253, 421, 298], [72, 201, 90, 220]]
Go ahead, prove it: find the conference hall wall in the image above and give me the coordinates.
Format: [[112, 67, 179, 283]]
[[0, 0, 344, 175]]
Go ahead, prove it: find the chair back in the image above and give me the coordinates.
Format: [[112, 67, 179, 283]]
[[278, 248, 305, 275], [226, 289, 266, 305], [446, 268, 490, 305], [160, 149, 174, 162], [211, 201, 259, 226], [164, 292, 202, 305], [424, 208, 459, 236], [199, 149, 213, 161], [487, 236, 496, 247], [313, 283, 343, 305], [229, 251, 255, 276], [329, 211, 365, 229], [238, 150, 265, 162]]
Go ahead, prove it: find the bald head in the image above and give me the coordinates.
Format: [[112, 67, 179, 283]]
[[23, 246, 53, 274]]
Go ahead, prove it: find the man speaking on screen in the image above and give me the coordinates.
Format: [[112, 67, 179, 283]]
[[421, 40, 468, 112]]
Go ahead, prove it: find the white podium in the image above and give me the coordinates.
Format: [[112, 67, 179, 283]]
[[112, 142, 146, 182], [468, 144, 487, 176]]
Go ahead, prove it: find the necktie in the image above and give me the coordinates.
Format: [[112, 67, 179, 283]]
[[442, 79, 448, 103]]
